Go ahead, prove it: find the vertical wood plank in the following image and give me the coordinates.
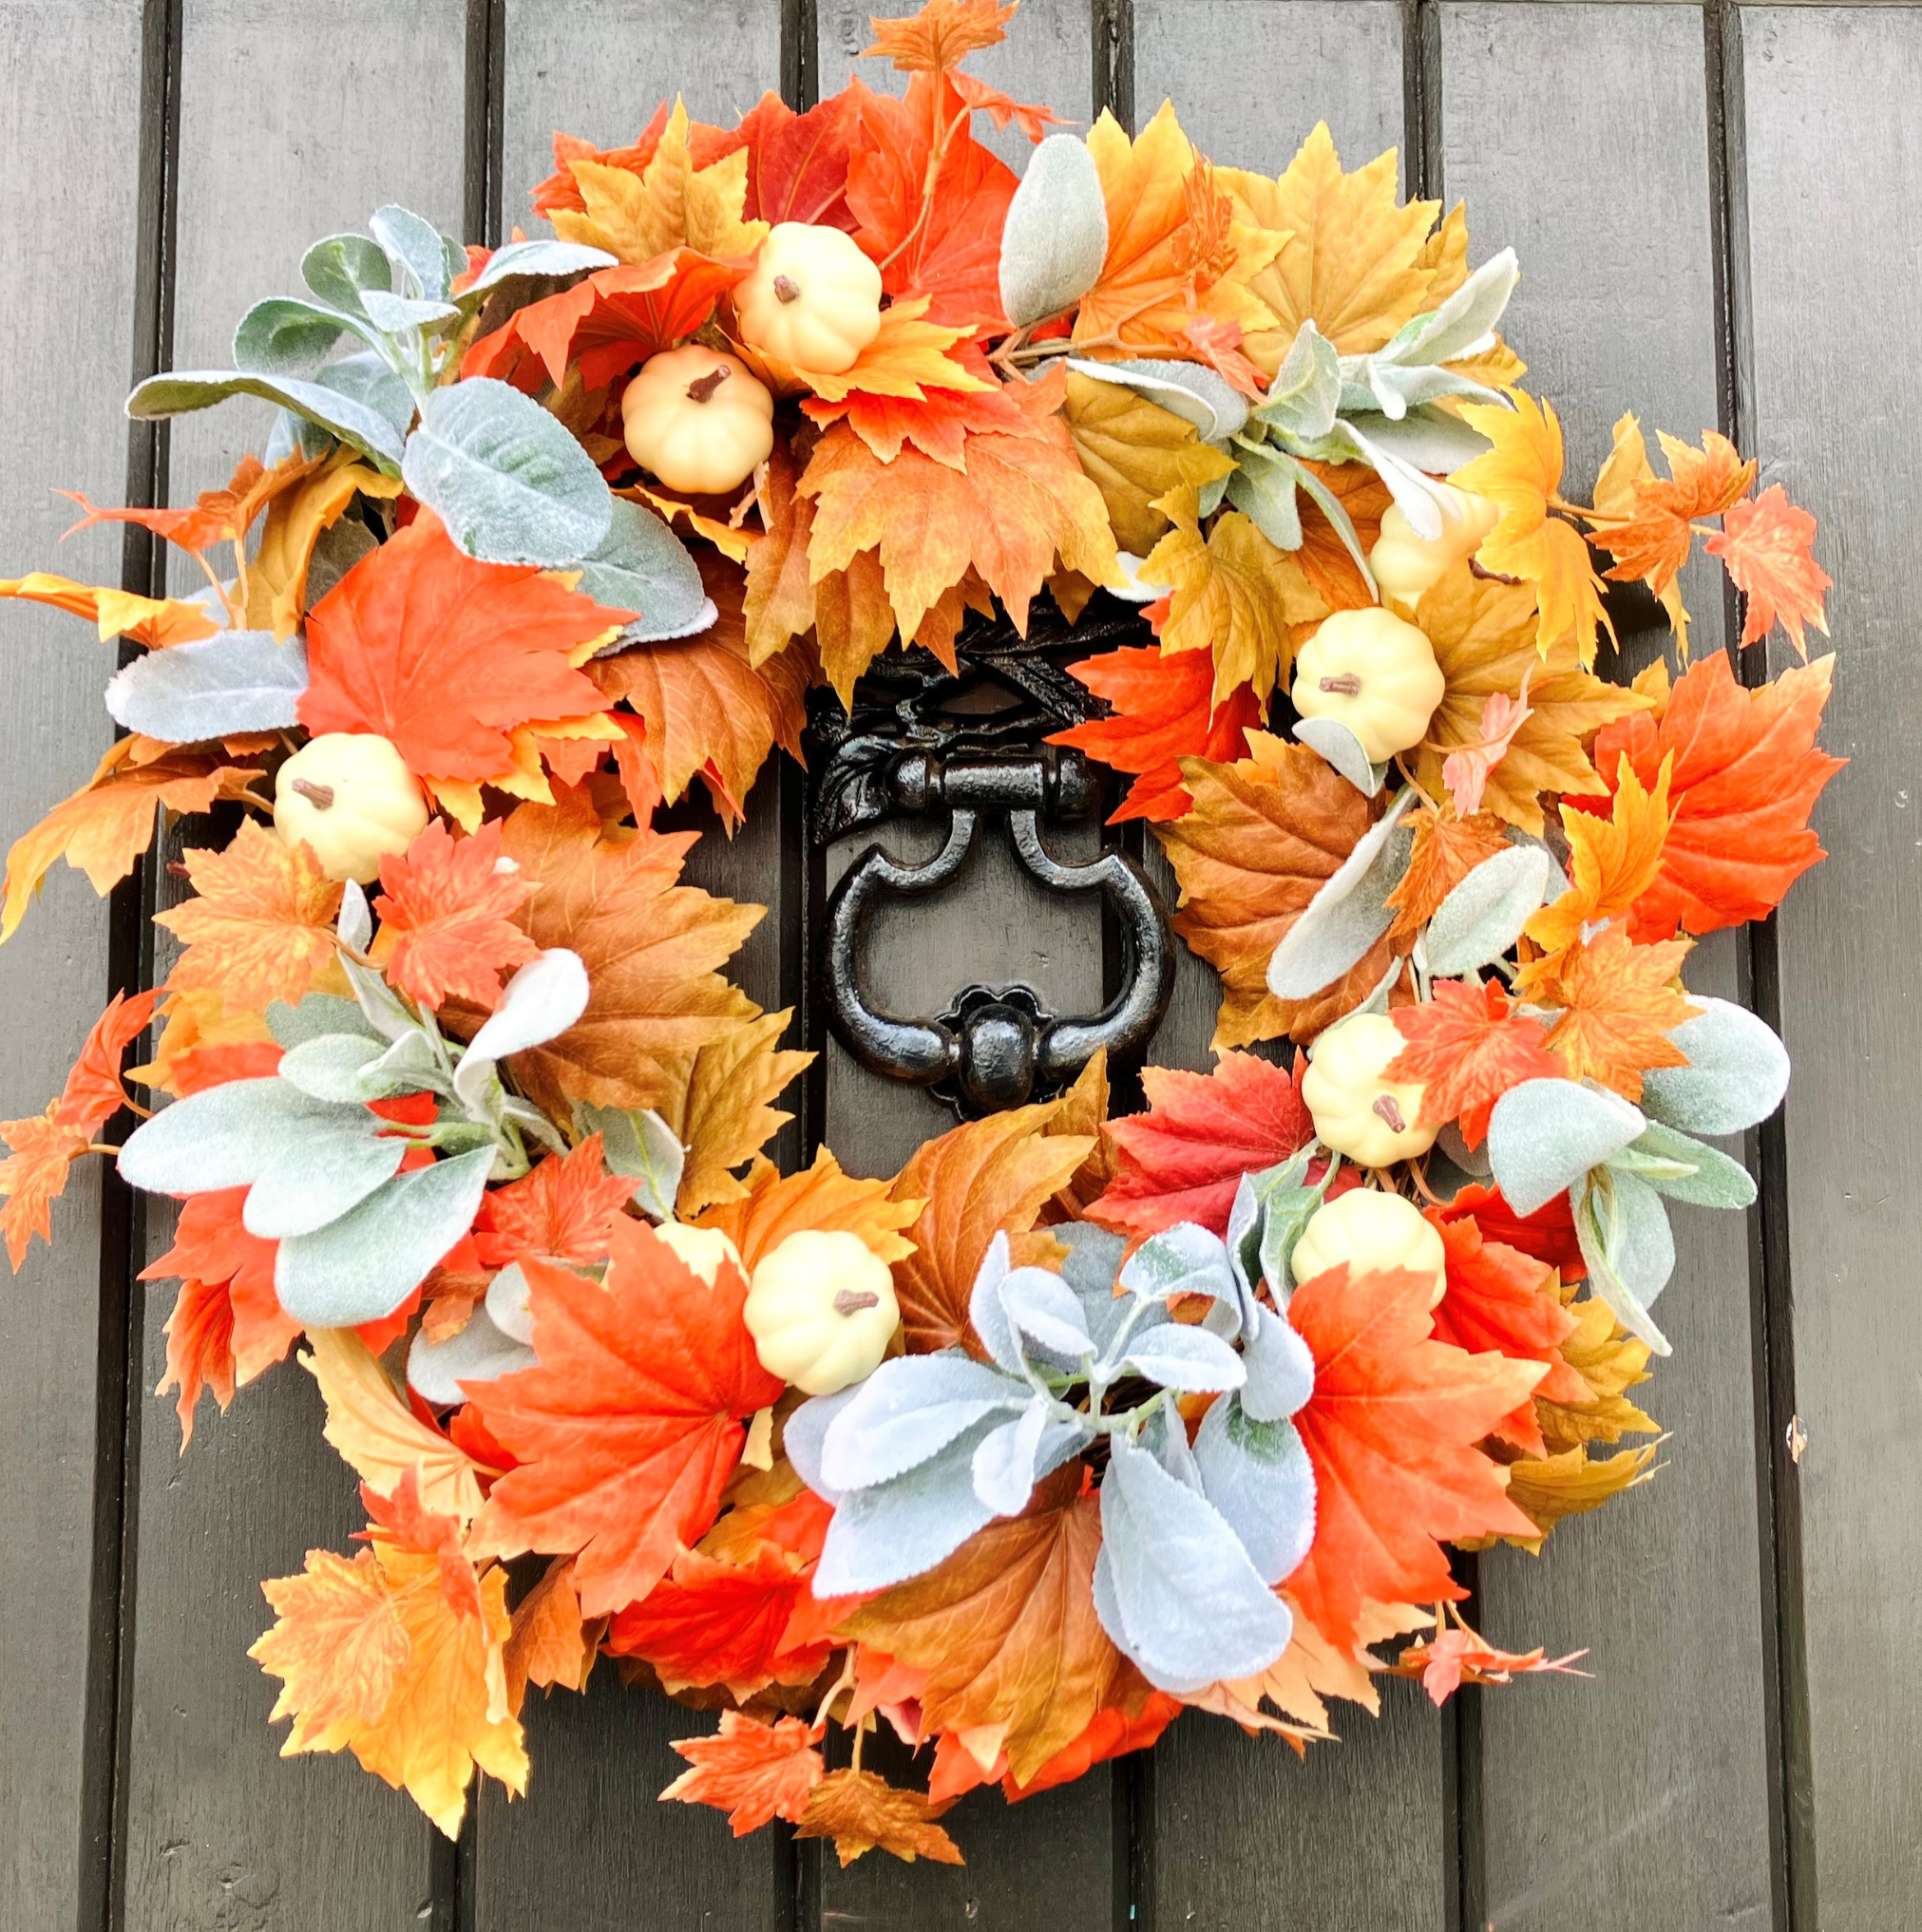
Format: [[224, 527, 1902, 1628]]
[[1127, 9, 1449, 1928], [470, 8, 796, 1928], [0, 5, 147, 1926], [1741, 11, 1922, 1927], [116, 6, 469, 1927], [1438, 10, 1775, 1929]]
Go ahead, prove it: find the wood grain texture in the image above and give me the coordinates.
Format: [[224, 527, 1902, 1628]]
[[1439, 11, 1775, 1930], [1741, 10, 1922, 1926], [0, 6, 146, 1927], [115, 7, 468, 1928]]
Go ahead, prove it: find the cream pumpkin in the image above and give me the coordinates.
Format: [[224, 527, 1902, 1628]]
[[656, 1222, 745, 1286], [1368, 484, 1498, 611], [273, 731, 428, 884], [1290, 1186, 1447, 1307], [733, 221, 884, 373], [1290, 608, 1447, 765], [620, 347, 774, 495], [1301, 1012, 1438, 1168], [743, 1230, 900, 1395]]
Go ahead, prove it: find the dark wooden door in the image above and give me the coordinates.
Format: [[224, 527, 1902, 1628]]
[[2, 3, 1914, 1928]]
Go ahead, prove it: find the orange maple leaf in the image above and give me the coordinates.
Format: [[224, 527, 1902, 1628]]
[[155, 819, 343, 1010], [661, 1711, 826, 1837], [1386, 977, 1563, 1147], [372, 818, 538, 1012], [1706, 483, 1833, 656], [1576, 652, 1842, 940], [1523, 754, 1674, 960], [795, 1768, 963, 1866], [801, 340, 1031, 464], [503, 1556, 597, 1712], [1591, 426, 1755, 597], [888, 1104, 1094, 1354], [0, 572, 219, 649], [1388, 1604, 1589, 1704], [696, 1146, 923, 1272], [60, 449, 319, 563], [754, 296, 993, 404], [1538, 925, 1698, 1102], [470, 1134, 636, 1270], [300, 514, 629, 787], [1284, 1264, 1546, 1651], [1383, 808, 1511, 938], [864, 0, 1015, 69], [467, 1220, 784, 1616]]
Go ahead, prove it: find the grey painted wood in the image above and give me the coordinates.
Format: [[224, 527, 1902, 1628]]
[[1741, 10, 1922, 1926], [0, 5, 146, 1926], [117, 6, 468, 1928], [1439, 11, 1776, 1930]]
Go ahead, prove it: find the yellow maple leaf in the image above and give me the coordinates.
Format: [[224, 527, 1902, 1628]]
[[1220, 123, 1438, 364], [1535, 1291, 1658, 1451], [246, 456, 403, 640], [1522, 754, 1675, 960], [1063, 373, 1238, 555], [696, 1146, 924, 1273], [1140, 487, 1323, 704], [155, 819, 343, 1009], [794, 1768, 961, 1866], [1408, 565, 1655, 836], [749, 297, 991, 404], [1454, 391, 1614, 665], [0, 572, 219, 649], [1494, 1438, 1665, 1550]]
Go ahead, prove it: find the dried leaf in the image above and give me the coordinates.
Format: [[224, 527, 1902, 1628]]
[[795, 1768, 962, 1866]]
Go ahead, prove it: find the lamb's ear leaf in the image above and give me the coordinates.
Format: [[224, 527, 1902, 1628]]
[[116, 1078, 369, 1195], [999, 134, 1109, 328], [1637, 996, 1790, 1136], [1424, 843, 1554, 977], [126, 369, 407, 470], [407, 1304, 536, 1406], [1487, 1078, 1646, 1217], [1193, 1395, 1317, 1584], [105, 632, 308, 740], [817, 1354, 1027, 1492]]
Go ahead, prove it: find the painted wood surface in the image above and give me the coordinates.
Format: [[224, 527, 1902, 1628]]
[[1, 3, 1912, 1929]]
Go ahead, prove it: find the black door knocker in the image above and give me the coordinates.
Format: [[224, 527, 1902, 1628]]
[[806, 594, 1176, 1119]]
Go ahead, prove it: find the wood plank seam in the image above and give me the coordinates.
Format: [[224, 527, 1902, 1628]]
[[1706, 9, 1817, 1926], [466, 0, 507, 249]]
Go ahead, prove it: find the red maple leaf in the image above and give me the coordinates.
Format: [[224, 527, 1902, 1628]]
[[1425, 1210, 1589, 1455], [1434, 1183, 1584, 1279], [802, 342, 1035, 465], [1086, 1051, 1319, 1241], [1052, 647, 1265, 824], [1386, 977, 1563, 1147], [55, 987, 164, 1132], [1706, 484, 1832, 654], [1576, 651, 1843, 941], [300, 515, 630, 786], [734, 89, 866, 228], [467, 1219, 784, 1615], [374, 819, 538, 1013], [470, 1134, 636, 1270], [1285, 1265, 1546, 1650]]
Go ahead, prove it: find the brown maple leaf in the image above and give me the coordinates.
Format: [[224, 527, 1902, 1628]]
[[794, 1769, 962, 1866]]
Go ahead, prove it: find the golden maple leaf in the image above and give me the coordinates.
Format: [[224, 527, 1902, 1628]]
[[245, 455, 403, 640], [747, 296, 991, 404], [1140, 487, 1323, 704], [1063, 373, 1237, 556], [1493, 1438, 1664, 1551], [503, 1556, 597, 1712], [1454, 391, 1614, 666], [1540, 924, 1699, 1101], [696, 1146, 924, 1272], [1534, 1292, 1659, 1451], [0, 572, 219, 649], [1522, 754, 1675, 960], [1408, 565, 1655, 836], [794, 1768, 962, 1866], [1220, 123, 1438, 364], [865, 0, 1016, 69]]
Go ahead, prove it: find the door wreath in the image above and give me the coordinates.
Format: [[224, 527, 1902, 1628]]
[[0, 0, 1839, 1866]]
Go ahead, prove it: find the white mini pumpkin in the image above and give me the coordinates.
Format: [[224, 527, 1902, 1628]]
[[733, 222, 884, 373], [1368, 484, 1498, 611], [1301, 1012, 1438, 1168], [1290, 608, 1447, 765], [1290, 1186, 1447, 1307], [620, 346, 775, 495], [273, 731, 429, 884], [743, 1230, 900, 1395], [656, 1222, 745, 1287]]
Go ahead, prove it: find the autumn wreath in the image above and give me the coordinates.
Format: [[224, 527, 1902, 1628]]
[[0, 0, 1839, 1866]]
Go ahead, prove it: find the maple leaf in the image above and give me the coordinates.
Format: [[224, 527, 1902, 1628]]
[[1589, 420, 1755, 598], [1442, 672, 1534, 819], [300, 515, 627, 787], [799, 375, 1118, 649], [155, 820, 342, 1010], [0, 571, 219, 649], [1140, 489, 1323, 705], [1707, 484, 1832, 655], [733, 90, 864, 229], [1435, 1183, 1585, 1280], [662, 1712, 826, 1837], [1086, 1051, 1314, 1241], [503, 1557, 597, 1713], [1533, 1291, 1657, 1451], [252, 1470, 527, 1837], [1293, 460, 1393, 612], [889, 1103, 1094, 1354], [482, 786, 762, 1118], [1539, 925, 1698, 1102], [800, 336, 1027, 464], [1454, 393, 1614, 667], [865, 0, 1015, 68], [1426, 1211, 1588, 1456], [471, 1135, 635, 1270], [795, 1768, 962, 1866], [652, 1000, 812, 1216], [589, 551, 806, 816], [1383, 808, 1510, 938], [371, 819, 538, 1013], [531, 104, 675, 217], [1153, 732, 1406, 1050], [245, 457, 404, 639], [1385, 977, 1562, 1147], [1574, 652, 1842, 940], [697, 1146, 923, 1273], [842, 1469, 1113, 1783], [1407, 565, 1653, 836], [467, 1220, 784, 1615], [1285, 1264, 1546, 1650], [2, 742, 261, 941], [1389, 1605, 1589, 1704], [1040, 1050, 1118, 1220], [1589, 414, 1697, 653], [756, 295, 992, 405], [1494, 1437, 1663, 1549], [1523, 755, 1674, 961], [1221, 123, 1439, 362], [1052, 645, 1265, 824], [1181, 313, 1269, 400], [1062, 372, 1238, 555], [1001, 1676, 1183, 1799], [60, 450, 319, 565]]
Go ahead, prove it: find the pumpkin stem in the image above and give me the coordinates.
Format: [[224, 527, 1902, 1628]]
[[290, 777, 335, 809], [772, 274, 801, 305], [1371, 1093, 1407, 1134], [684, 366, 732, 404], [833, 1289, 882, 1316], [1319, 672, 1363, 696]]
